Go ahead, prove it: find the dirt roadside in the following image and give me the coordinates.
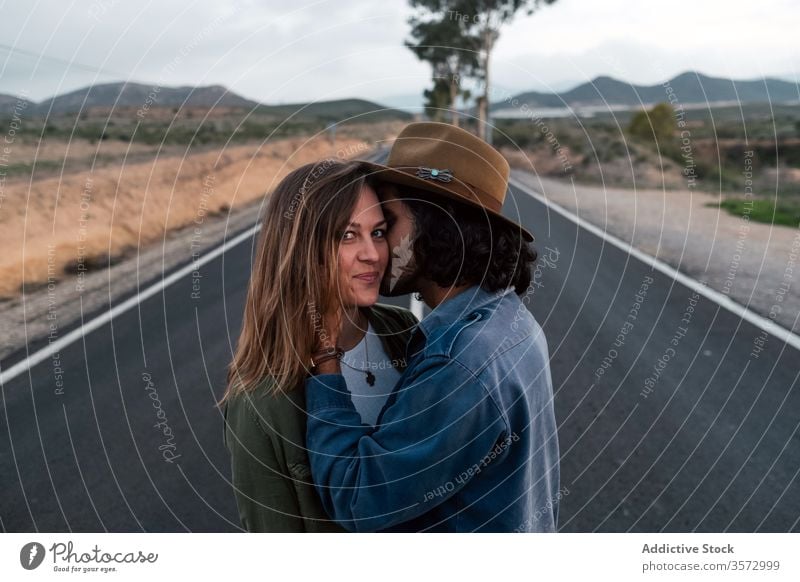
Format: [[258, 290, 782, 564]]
[[512, 169, 800, 335], [0, 137, 372, 363]]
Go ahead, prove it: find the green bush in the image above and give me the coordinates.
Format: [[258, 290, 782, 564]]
[[712, 198, 800, 227], [628, 102, 675, 144]]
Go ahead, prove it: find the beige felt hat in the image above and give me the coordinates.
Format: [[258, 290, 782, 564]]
[[361, 121, 533, 242]]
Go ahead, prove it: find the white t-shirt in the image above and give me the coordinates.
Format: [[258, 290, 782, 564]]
[[340, 323, 402, 426]]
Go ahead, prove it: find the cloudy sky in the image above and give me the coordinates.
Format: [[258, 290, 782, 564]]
[[0, 0, 797, 107]]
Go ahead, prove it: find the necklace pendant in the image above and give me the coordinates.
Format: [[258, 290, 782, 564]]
[[365, 371, 376, 386]]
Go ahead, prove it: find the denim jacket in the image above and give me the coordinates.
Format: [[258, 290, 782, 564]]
[[305, 286, 560, 532]]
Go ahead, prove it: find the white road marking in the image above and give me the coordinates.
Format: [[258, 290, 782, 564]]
[[0, 225, 261, 387], [509, 175, 800, 353], [409, 295, 425, 320]]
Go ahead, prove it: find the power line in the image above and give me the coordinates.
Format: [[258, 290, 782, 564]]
[[0, 42, 126, 78]]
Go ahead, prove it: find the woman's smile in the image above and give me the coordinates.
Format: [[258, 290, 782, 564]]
[[353, 271, 379, 284]]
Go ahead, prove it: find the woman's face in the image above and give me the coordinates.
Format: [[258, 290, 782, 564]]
[[335, 184, 389, 308]]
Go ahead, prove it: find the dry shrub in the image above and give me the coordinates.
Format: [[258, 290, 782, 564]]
[[0, 136, 369, 297]]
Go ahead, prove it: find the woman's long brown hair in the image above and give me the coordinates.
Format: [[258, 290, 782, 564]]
[[219, 159, 371, 403]]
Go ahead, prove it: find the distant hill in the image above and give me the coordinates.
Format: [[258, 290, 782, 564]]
[[0, 93, 28, 117], [34, 82, 260, 114], [494, 71, 800, 111], [1, 82, 412, 123], [256, 98, 413, 123]]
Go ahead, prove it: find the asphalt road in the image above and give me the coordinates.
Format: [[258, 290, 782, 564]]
[[1, 156, 798, 532]]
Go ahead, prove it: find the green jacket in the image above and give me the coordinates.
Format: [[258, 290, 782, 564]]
[[223, 303, 418, 532]]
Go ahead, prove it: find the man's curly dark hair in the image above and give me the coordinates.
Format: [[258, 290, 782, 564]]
[[404, 192, 537, 295]]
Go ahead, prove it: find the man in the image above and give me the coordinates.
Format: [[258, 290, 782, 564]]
[[305, 122, 560, 532]]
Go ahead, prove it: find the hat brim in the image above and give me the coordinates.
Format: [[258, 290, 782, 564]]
[[357, 160, 535, 243]]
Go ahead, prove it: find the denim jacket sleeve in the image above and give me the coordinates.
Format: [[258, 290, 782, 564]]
[[305, 355, 509, 532]]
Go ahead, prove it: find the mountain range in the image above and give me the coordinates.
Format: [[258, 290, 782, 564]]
[[1, 71, 797, 119], [494, 71, 799, 111], [0, 81, 412, 122]]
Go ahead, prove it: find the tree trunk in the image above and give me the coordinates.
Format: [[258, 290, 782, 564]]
[[482, 28, 493, 144], [477, 96, 487, 139], [450, 76, 459, 127]]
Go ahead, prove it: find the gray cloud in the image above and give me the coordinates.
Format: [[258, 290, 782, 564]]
[[1, 0, 796, 106]]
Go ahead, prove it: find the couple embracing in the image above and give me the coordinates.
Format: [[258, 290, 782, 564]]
[[221, 122, 560, 532]]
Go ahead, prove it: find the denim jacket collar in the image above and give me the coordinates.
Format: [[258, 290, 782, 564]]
[[417, 285, 516, 339]]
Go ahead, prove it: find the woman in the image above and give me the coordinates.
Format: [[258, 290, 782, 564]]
[[220, 159, 417, 532]]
